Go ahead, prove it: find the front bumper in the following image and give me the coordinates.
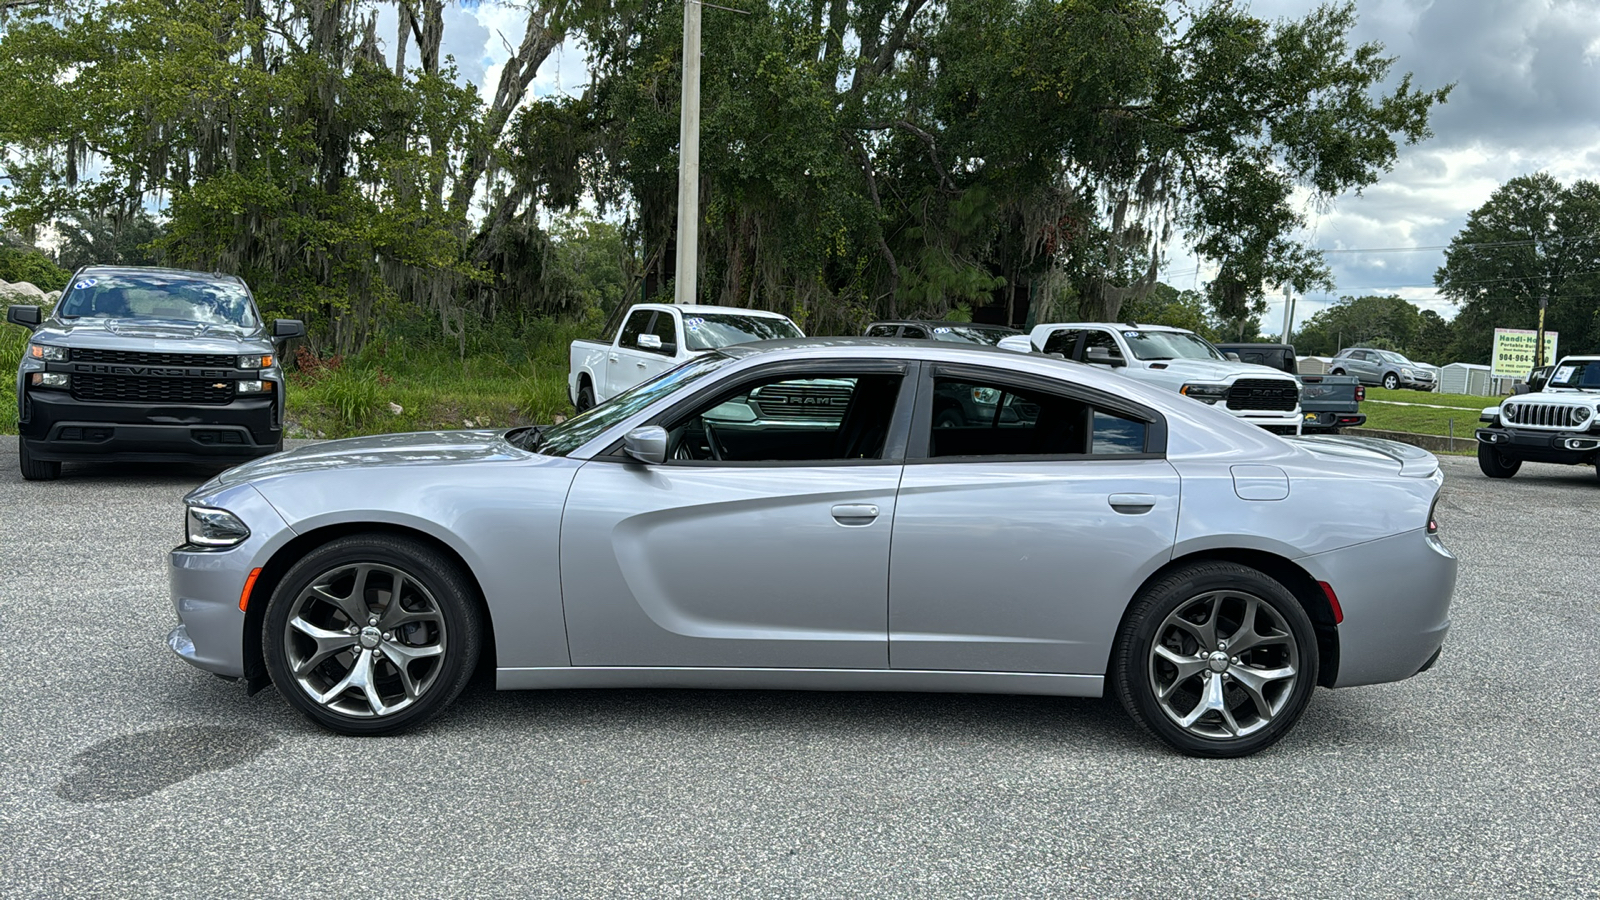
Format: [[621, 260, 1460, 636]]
[[168, 485, 293, 679], [20, 388, 281, 462], [1476, 425, 1600, 465], [1300, 527, 1457, 688]]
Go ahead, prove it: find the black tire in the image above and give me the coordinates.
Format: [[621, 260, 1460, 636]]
[[1330, 368, 1345, 376], [1382, 372, 1400, 390], [1477, 443, 1521, 478], [934, 407, 965, 429], [18, 436, 61, 481], [575, 381, 596, 413], [1110, 561, 1318, 758], [263, 534, 482, 735]]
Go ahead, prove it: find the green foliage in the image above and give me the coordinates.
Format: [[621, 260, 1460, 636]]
[[0, 309, 26, 432], [54, 210, 166, 271], [1435, 173, 1600, 363], [1121, 283, 1219, 339], [1293, 294, 1426, 356], [0, 246, 69, 291]]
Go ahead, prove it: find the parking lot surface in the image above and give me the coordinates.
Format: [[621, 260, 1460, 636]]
[[0, 447, 1595, 897]]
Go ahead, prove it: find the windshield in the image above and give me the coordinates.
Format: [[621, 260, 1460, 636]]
[[682, 313, 803, 351], [57, 272, 260, 328], [928, 325, 1018, 346], [1547, 360, 1600, 390], [1124, 330, 1223, 361], [535, 353, 738, 456]]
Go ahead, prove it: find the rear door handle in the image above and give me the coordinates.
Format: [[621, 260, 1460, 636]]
[[609, 355, 619, 362], [637, 361, 647, 368], [830, 504, 880, 523], [1108, 493, 1156, 514]]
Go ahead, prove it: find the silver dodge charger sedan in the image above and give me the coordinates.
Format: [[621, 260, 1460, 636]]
[[169, 339, 1457, 757]]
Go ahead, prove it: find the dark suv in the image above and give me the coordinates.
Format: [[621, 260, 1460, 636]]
[[7, 265, 303, 480]]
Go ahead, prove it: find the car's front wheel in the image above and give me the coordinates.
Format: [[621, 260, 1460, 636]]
[[18, 436, 61, 481], [263, 534, 482, 735], [1382, 372, 1400, 390], [1111, 562, 1318, 758], [1477, 443, 1521, 478]]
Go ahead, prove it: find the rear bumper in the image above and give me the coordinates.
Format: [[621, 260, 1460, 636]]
[[19, 388, 281, 462], [1476, 426, 1600, 465], [1299, 528, 1457, 688], [1301, 410, 1366, 432]]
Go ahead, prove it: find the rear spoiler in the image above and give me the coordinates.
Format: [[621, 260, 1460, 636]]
[[1292, 434, 1439, 478]]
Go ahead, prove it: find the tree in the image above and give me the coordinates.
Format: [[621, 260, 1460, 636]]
[[1292, 294, 1424, 356], [1435, 173, 1600, 364], [1121, 282, 1218, 339]]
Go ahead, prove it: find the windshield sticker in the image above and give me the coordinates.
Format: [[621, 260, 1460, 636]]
[[934, 327, 951, 333], [74, 279, 97, 290], [1554, 366, 1576, 383], [1123, 331, 1141, 338], [685, 316, 705, 332]]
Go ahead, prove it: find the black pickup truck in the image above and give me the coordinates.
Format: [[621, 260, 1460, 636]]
[[1214, 343, 1366, 434]]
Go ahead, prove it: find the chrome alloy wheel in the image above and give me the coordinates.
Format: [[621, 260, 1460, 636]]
[[1148, 590, 1300, 740], [283, 562, 448, 718]]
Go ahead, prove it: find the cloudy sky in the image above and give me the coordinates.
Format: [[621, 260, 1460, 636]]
[[430, 0, 1600, 330]]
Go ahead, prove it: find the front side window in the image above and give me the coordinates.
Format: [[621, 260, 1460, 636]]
[[681, 313, 804, 351], [865, 324, 899, 338], [928, 377, 1149, 457], [1042, 329, 1081, 357], [1082, 330, 1125, 362], [664, 371, 903, 462], [619, 310, 653, 349], [57, 273, 259, 328], [644, 312, 678, 355], [538, 354, 738, 457]]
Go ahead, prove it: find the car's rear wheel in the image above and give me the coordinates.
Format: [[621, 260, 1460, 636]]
[[1111, 562, 1317, 758], [263, 534, 481, 735], [575, 381, 596, 413], [18, 436, 61, 481], [1382, 373, 1400, 390], [1477, 443, 1521, 478]]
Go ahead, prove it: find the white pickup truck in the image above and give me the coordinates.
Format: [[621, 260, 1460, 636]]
[[998, 322, 1304, 434], [569, 303, 804, 410]]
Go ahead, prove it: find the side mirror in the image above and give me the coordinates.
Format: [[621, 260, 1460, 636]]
[[1085, 346, 1125, 367], [638, 333, 663, 350], [1225, 352, 1241, 361], [623, 426, 668, 465], [272, 319, 305, 340], [6, 305, 41, 330], [996, 335, 1033, 354]]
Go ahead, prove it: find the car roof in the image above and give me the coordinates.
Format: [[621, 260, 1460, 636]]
[[628, 303, 793, 318], [75, 265, 245, 285], [868, 320, 1020, 330], [1037, 322, 1194, 334]]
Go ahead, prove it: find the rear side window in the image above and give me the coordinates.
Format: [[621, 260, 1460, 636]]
[[865, 324, 899, 338], [927, 377, 1149, 458], [1042, 329, 1080, 357]]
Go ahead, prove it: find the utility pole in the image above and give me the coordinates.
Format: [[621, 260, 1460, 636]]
[[1279, 285, 1296, 344], [672, 0, 703, 306], [1536, 294, 1549, 368]]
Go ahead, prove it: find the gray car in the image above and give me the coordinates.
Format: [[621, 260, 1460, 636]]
[[1330, 347, 1437, 391], [168, 339, 1457, 757]]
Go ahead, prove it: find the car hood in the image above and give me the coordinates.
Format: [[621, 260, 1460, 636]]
[[1132, 358, 1294, 382], [33, 318, 271, 354], [197, 430, 528, 493]]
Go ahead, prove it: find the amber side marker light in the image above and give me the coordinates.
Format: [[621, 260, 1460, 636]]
[[1318, 581, 1344, 624], [239, 567, 263, 612]]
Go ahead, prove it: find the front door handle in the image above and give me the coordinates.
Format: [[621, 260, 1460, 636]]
[[830, 503, 880, 523], [1108, 493, 1156, 514], [636, 361, 647, 368]]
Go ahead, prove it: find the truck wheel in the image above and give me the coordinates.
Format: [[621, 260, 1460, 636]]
[[1477, 443, 1521, 478], [1382, 373, 1400, 390], [18, 436, 61, 481], [1110, 561, 1317, 758], [575, 382, 595, 413]]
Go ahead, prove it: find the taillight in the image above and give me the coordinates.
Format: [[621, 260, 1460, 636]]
[[1355, 385, 1365, 402], [1427, 496, 1440, 535]]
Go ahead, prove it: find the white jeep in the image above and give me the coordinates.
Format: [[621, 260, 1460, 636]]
[[1475, 355, 1600, 479], [999, 322, 1304, 434]]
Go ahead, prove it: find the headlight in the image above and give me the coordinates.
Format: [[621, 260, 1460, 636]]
[[971, 387, 1002, 404], [1573, 407, 1592, 425], [237, 354, 273, 369], [1179, 383, 1229, 404], [186, 506, 250, 547], [29, 372, 69, 388], [236, 380, 271, 394], [29, 343, 68, 361]]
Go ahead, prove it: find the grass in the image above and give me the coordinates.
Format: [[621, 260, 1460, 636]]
[[1360, 387, 1500, 439]]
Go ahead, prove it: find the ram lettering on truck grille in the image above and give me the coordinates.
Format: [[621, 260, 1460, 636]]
[[1226, 379, 1298, 412]]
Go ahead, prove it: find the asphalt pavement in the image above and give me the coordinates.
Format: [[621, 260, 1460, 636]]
[[0, 446, 1596, 897]]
